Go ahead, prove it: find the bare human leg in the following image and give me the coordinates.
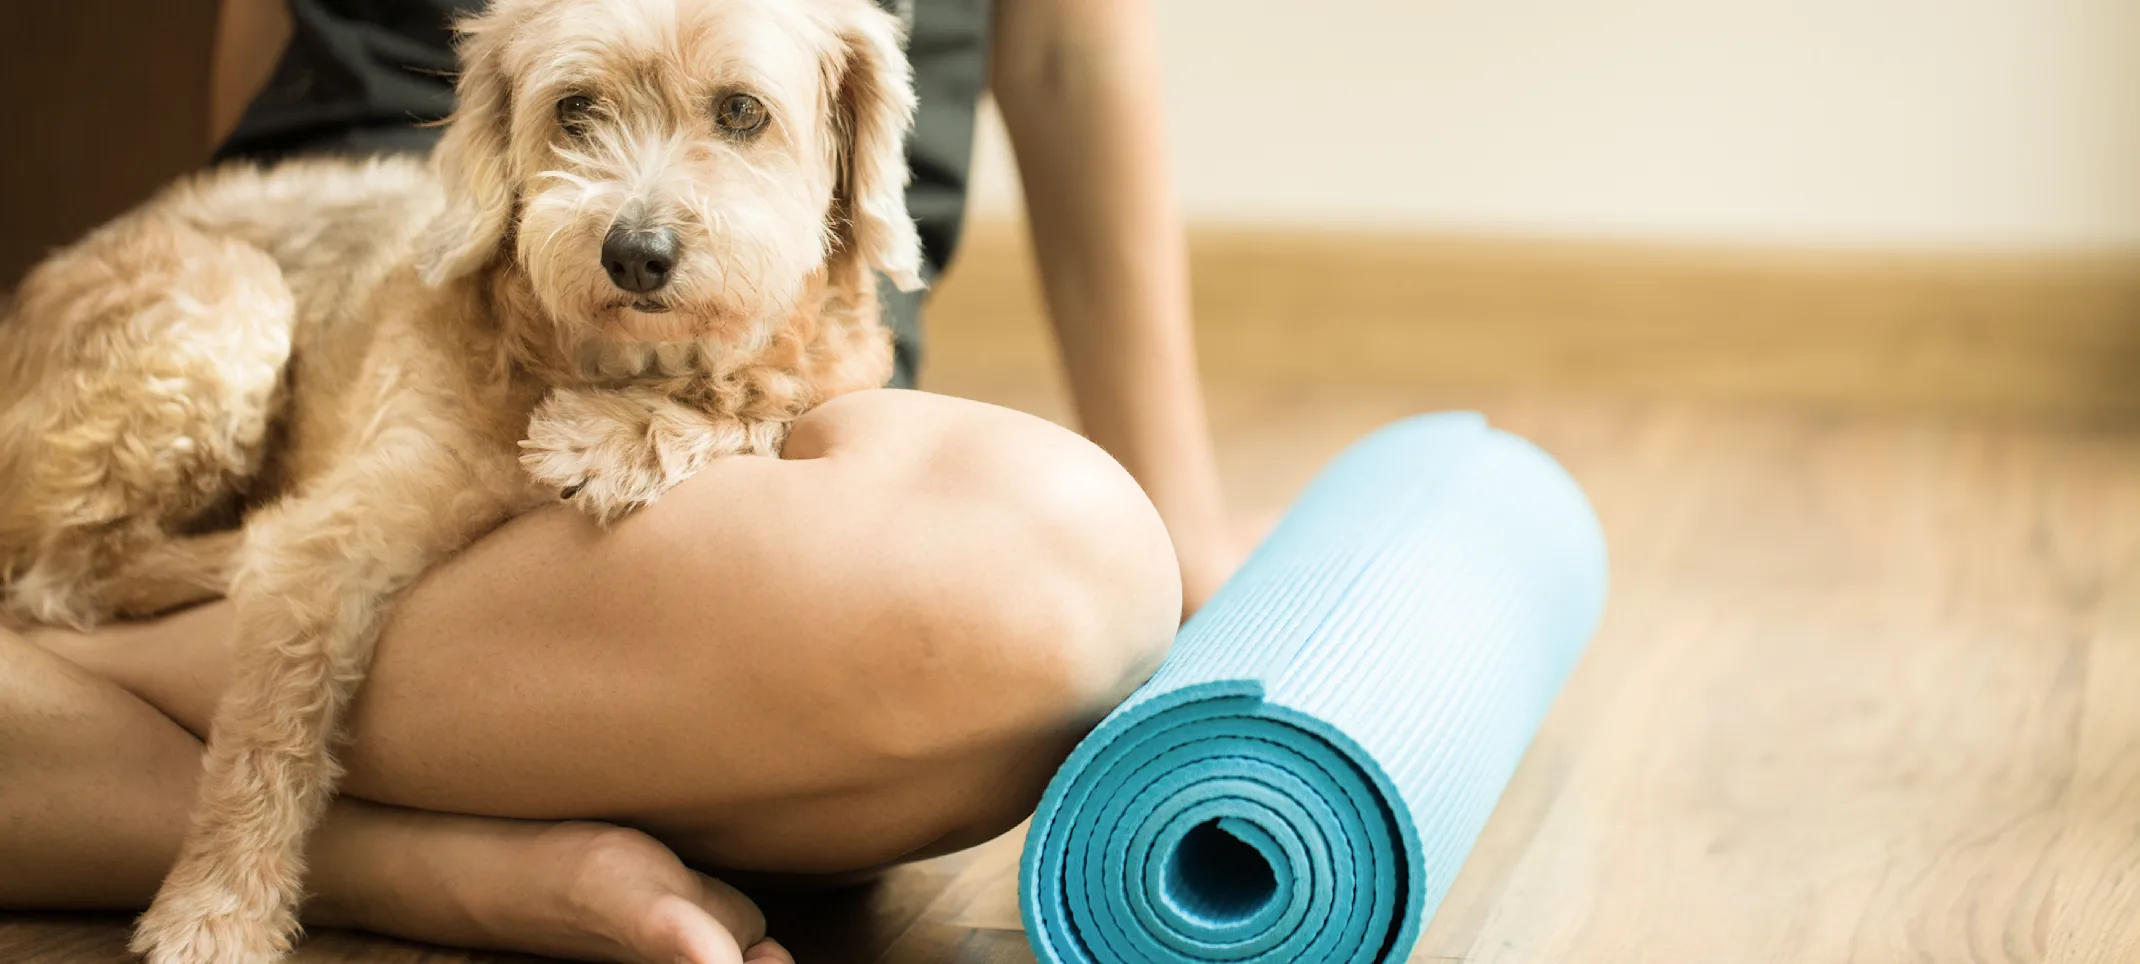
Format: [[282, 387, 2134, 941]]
[[5, 389, 1181, 958], [0, 623, 789, 964]]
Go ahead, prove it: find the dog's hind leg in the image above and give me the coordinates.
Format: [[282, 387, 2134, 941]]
[[92, 530, 246, 619], [0, 215, 294, 629]]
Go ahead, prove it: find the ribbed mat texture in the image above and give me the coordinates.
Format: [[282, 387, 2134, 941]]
[[1019, 413, 1608, 963]]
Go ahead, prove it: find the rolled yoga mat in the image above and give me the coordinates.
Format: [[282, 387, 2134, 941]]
[[1019, 412, 1608, 964]]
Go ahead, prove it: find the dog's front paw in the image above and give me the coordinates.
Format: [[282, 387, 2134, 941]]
[[549, 462, 671, 526], [521, 390, 717, 526], [522, 425, 666, 528], [131, 871, 295, 964]]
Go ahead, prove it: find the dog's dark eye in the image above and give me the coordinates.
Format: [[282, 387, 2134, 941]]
[[713, 93, 769, 135], [556, 94, 596, 136]]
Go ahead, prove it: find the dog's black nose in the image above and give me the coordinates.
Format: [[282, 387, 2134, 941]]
[[601, 226, 677, 294]]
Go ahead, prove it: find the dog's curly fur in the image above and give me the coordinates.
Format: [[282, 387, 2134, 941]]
[[0, 0, 919, 960]]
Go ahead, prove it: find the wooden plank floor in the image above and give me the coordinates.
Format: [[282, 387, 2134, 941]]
[[10, 380, 2140, 963]]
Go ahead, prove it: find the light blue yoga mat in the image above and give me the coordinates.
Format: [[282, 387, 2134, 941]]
[[1020, 412, 1607, 964]]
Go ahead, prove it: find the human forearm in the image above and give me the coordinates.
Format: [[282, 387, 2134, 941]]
[[990, 0, 1234, 613]]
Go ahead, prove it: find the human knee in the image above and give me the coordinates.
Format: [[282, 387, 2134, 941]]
[[846, 397, 1181, 760]]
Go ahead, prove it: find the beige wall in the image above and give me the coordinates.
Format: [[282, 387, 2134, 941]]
[[967, 0, 2140, 250]]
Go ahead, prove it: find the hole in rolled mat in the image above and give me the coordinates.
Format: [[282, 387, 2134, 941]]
[[1162, 819, 1278, 924]]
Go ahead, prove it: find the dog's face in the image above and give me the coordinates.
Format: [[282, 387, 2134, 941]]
[[418, 0, 921, 345]]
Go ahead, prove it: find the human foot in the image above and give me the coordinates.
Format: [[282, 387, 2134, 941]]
[[549, 822, 796, 964], [308, 805, 791, 964]]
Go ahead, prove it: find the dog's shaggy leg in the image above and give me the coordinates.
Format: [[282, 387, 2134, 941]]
[[130, 423, 519, 964], [520, 387, 789, 526]]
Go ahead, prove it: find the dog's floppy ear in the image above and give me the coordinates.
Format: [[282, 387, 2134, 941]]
[[831, 7, 924, 291], [418, 9, 517, 286]]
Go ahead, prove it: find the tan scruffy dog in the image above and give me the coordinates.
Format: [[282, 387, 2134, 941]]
[[0, 0, 920, 959]]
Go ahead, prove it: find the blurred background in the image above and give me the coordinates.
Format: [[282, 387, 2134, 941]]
[[924, 0, 2140, 534], [939, 0, 2140, 409], [5, 2, 2140, 960], [8, 1, 2140, 432], [985, 0, 2140, 247]]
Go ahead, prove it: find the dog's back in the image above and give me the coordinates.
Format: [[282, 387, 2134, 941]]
[[0, 155, 445, 625]]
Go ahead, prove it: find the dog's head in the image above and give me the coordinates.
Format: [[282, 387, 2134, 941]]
[[417, 0, 921, 346]]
